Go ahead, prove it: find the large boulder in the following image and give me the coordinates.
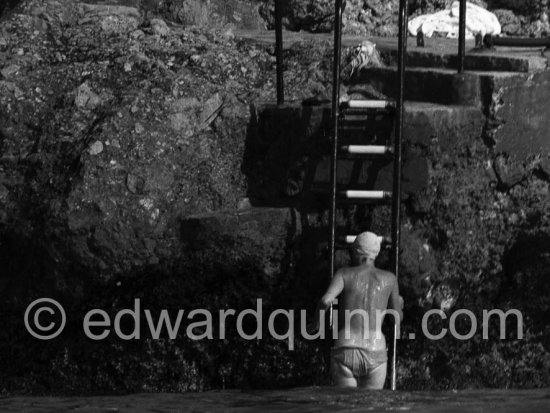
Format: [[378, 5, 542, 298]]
[[157, 0, 266, 29]]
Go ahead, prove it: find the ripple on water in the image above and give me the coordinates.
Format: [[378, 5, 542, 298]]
[[1, 388, 550, 413]]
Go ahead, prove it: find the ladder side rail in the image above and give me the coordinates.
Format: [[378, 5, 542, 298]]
[[329, 0, 344, 327], [390, 0, 409, 392]]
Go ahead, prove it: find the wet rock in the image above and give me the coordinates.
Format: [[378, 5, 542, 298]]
[[493, 154, 527, 188], [400, 229, 438, 300], [199, 93, 223, 129], [88, 141, 104, 156], [126, 173, 145, 194], [143, 167, 175, 192], [0, 80, 24, 98], [1, 64, 20, 78], [210, 0, 265, 30], [150, 17, 169, 36], [164, 0, 209, 26], [75, 82, 101, 110], [159, 0, 265, 29], [130, 29, 145, 39], [169, 96, 201, 132], [409, 188, 436, 215], [0, 184, 9, 201], [428, 283, 457, 312], [78, 3, 141, 35], [134, 122, 145, 134]]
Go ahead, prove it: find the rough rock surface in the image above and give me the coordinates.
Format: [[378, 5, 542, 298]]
[[0, 0, 338, 394], [1, 0, 550, 397]]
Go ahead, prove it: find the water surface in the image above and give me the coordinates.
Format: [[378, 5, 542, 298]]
[[2, 387, 550, 412]]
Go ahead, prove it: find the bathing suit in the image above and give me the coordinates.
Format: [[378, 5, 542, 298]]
[[331, 347, 388, 378]]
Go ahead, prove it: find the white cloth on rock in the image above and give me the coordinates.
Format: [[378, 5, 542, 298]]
[[408, 1, 501, 39]]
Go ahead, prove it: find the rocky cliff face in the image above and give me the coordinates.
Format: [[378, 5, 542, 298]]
[[1, 0, 549, 396], [2, 1, 548, 36], [0, 0, 337, 394]]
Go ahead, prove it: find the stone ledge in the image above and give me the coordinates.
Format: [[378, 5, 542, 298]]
[[180, 207, 299, 246]]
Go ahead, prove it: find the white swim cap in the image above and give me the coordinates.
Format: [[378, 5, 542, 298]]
[[353, 231, 384, 259]]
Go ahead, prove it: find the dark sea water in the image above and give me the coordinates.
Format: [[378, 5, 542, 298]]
[[2, 388, 550, 413]]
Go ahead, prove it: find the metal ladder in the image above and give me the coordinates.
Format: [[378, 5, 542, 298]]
[[328, 0, 409, 391]]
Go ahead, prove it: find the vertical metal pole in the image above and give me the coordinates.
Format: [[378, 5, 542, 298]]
[[391, 0, 408, 392], [329, 0, 343, 327], [458, 0, 466, 73], [275, 0, 284, 104]]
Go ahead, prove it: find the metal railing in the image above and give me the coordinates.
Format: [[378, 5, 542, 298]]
[[390, 0, 408, 391], [481, 2, 550, 49], [458, 0, 466, 73], [327, 0, 343, 330], [483, 34, 550, 48]]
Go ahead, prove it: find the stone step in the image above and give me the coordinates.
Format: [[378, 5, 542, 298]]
[[374, 38, 548, 73], [236, 32, 548, 73], [379, 49, 547, 73], [180, 207, 296, 245], [349, 66, 526, 107]]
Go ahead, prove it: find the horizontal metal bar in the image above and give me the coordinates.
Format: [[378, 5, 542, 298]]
[[339, 190, 392, 200], [340, 100, 395, 110], [340, 145, 392, 155], [484, 34, 550, 48]]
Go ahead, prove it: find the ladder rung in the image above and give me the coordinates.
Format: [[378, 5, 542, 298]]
[[340, 100, 394, 110], [340, 145, 392, 155], [344, 235, 357, 244], [339, 190, 392, 200], [339, 235, 392, 245]]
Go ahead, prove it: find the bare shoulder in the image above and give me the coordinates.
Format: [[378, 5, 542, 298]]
[[334, 267, 347, 280], [335, 267, 352, 278], [374, 268, 397, 283]]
